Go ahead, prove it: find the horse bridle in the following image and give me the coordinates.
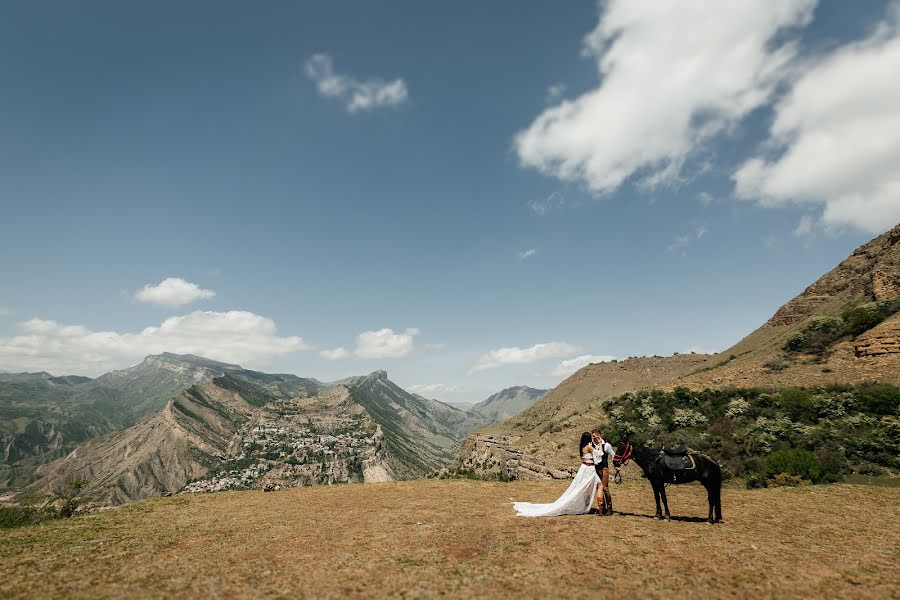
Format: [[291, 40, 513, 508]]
[[612, 441, 633, 484]]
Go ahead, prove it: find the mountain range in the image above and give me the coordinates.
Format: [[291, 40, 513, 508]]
[[0, 355, 544, 505]]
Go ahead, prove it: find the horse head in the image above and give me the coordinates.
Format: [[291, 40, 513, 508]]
[[613, 439, 633, 468]]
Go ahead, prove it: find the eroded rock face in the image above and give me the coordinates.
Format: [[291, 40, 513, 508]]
[[854, 317, 900, 357], [767, 224, 900, 327], [872, 269, 900, 301], [456, 433, 575, 481]]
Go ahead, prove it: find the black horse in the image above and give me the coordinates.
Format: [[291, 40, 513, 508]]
[[613, 440, 723, 524]]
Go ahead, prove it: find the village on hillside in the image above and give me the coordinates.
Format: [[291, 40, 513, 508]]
[[183, 402, 379, 494]]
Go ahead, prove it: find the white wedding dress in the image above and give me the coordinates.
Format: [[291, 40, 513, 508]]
[[513, 454, 600, 517]]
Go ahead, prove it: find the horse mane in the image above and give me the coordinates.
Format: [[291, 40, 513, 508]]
[[627, 441, 658, 462]]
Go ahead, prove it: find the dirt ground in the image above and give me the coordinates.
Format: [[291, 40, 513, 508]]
[[1, 477, 898, 599]]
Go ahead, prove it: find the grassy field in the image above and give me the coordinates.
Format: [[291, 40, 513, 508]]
[[1, 476, 898, 599]]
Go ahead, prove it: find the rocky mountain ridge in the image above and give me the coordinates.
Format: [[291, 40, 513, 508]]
[[19, 357, 480, 505], [469, 386, 547, 424]]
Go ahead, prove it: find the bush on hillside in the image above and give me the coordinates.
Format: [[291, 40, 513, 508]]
[[603, 384, 896, 486], [778, 388, 816, 421], [0, 479, 90, 529], [784, 300, 900, 357], [765, 448, 821, 482]]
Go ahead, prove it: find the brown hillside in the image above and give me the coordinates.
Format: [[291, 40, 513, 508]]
[[27, 383, 256, 505], [459, 223, 900, 477], [680, 222, 900, 389]]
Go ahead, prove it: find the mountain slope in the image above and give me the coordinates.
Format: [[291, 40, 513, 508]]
[[470, 386, 547, 424], [679, 223, 900, 389], [0, 354, 251, 491], [345, 371, 471, 478], [458, 223, 900, 478], [29, 382, 255, 505]]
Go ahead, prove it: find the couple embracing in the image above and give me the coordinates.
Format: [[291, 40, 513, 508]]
[[513, 428, 615, 517]]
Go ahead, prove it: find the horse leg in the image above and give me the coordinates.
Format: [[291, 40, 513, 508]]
[[652, 482, 663, 519], [660, 485, 671, 521], [705, 484, 715, 524], [715, 486, 723, 523]]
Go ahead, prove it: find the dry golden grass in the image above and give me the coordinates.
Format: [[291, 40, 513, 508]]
[[1, 477, 898, 599]]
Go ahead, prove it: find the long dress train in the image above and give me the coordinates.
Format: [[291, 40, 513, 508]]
[[513, 462, 600, 517]]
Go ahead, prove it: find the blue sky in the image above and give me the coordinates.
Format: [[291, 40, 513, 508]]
[[1, 1, 898, 404]]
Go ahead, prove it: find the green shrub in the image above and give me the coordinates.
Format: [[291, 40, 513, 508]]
[[842, 299, 900, 336], [766, 448, 821, 482], [768, 473, 809, 487], [744, 472, 766, 489], [779, 388, 815, 422], [853, 383, 900, 416], [784, 300, 900, 357]]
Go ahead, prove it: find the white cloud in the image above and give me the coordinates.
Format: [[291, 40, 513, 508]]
[[794, 215, 814, 237], [0, 307, 12, 318], [667, 234, 692, 253], [514, 0, 814, 193], [305, 53, 409, 113], [471, 341, 581, 373], [0, 310, 309, 376], [684, 345, 719, 355], [319, 347, 350, 360], [528, 191, 565, 216], [407, 383, 460, 397], [551, 354, 616, 377], [734, 7, 900, 234], [135, 277, 216, 307], [667, 225, 709, 253], [354, 327, 419, 359], [546, 83, 567, 103], [517, 248, 538, 260]]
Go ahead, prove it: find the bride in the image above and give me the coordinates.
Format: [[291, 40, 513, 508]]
[[513, 432, 600, 517]]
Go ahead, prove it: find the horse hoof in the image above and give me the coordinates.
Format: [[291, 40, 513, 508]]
[[665, 517, 671, 522]]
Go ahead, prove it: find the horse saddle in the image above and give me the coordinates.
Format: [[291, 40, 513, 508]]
[[663, 444, 688, 456], [660, 447, 695, 471]]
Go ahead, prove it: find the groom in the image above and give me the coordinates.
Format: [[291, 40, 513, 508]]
[[591, 428, 616, 516]]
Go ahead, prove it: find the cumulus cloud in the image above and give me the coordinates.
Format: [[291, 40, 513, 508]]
[[305, 53, 409, 113], [471, 341, 581, 373], [319, 347, 350, 360], [135, 277, 216, 307], [355, 327, 419, 359], [551, 354, 616, 377], [0, 310, 309, 376], [0, 306, 12, 318], [514, 0, 814, 193], [734, 7, 900, 234], [407, 383, 460, 397], [517, 248, 538, 260]]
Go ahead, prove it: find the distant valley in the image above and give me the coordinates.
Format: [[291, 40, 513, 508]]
[[0, 355, 544, 505]]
